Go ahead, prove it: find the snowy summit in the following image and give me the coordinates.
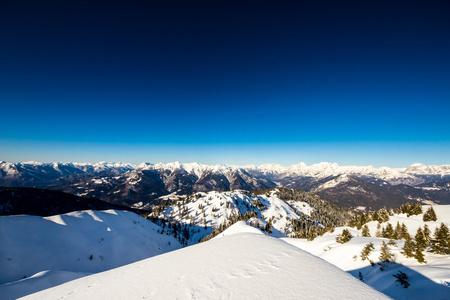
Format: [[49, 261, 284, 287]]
[[22, 222, 387, 300]]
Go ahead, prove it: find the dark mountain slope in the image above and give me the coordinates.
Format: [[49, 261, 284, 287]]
[[0, 187, 147, 217]]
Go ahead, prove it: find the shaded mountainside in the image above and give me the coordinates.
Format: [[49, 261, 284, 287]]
[[310, 175, 433, 211], [1, 161, 449, 210], [0, 187, 148, 217]]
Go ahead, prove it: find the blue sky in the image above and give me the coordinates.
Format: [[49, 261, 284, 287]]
[[1, 1, 449, 167]]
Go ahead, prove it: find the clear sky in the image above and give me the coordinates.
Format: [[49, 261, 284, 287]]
[[1, 0, 449, 167]]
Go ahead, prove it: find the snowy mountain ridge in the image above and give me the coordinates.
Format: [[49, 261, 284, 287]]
[[146, 188, 351, 245], [3, 160, 450, 178], [1, 161, 449, 210]]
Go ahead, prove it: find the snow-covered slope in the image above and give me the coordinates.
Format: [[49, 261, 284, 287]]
[[0, 210, 181, 300], [22, 222, 388, 300], [282, 205, 450, 299], [152, 189, 338, 245]]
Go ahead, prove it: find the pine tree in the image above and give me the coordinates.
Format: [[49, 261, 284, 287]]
[[361, 213, 370, 227], [362, 224, 371, 237], [423, 206, 437, 222], [414, 246, 426, 264], [360, 242, 375, 261], [379, 208, 390, 223], [399, 203, 411, 215], [379, 241, 394, 262], [336, 228, 352, 244], [307, 225, 317, 241], [393, 221, 401, 240], [383, 223, 394, 239], [407, 203, 423, 217], [401, 234, 414, 258], [265, 222, 273, 235], [423, 224, 431, 245], [371, 210, 380, 222], [348, 215, 359, 228], [400, 223, 410, 240], [375, 222, 382, 237], [430, 222, 450, 254], [414, 227, 427, 264]]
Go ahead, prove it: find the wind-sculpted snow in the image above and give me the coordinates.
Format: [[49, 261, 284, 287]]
[[22, 222, 388, 300], [0, 210, 181, 299]]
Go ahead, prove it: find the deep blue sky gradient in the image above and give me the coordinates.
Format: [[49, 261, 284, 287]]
[[1, 1, 449, 166]]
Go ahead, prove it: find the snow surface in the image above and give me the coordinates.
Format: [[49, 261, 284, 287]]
[[22, 222, 388, 300], [282, 205, 450, 300], [0, 210, 181, 300]]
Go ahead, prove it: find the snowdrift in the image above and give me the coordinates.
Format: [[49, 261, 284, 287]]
[[0, 210, 181, 299], [23, 222, 388, 299]]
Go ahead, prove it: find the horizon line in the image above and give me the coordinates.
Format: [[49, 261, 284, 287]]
[[2, 160, 449, 169]]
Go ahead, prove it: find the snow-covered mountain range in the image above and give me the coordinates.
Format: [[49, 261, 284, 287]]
[[1, 161, 449, 210]]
